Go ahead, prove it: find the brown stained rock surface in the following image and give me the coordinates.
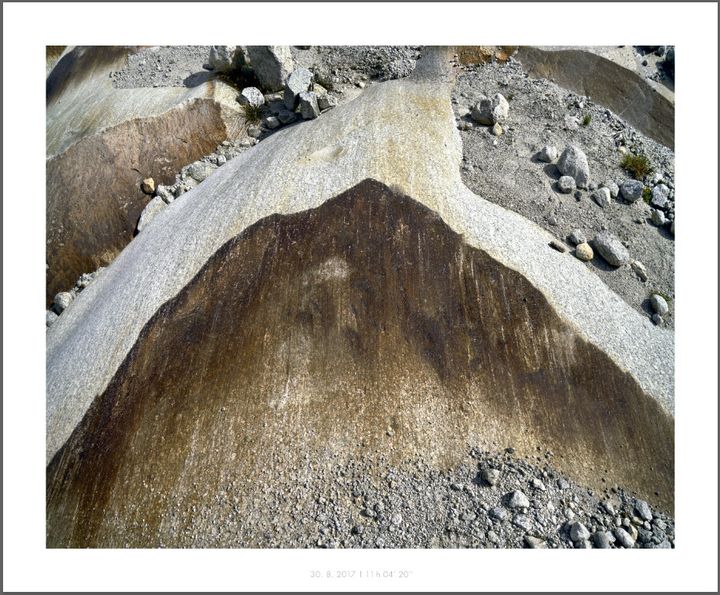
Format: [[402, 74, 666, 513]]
[[47, 179, 673, 547], [45, 97, 230, 305]]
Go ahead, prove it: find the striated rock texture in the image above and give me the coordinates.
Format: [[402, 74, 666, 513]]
[[514, 47, 674, 149], [46, 46, 241, 305], [47, 180, 673, 547]]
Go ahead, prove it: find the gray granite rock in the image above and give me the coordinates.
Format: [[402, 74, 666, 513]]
[[53, 291, 73, 314], [538, 145, 558, 163], [238, 87, 265, 108], [47, 310, 59, 327], [557, 145, 591, 189], [470, 93, 509, 125], [614, 527, 635, 548], [594, 231, 630, 267], [557, 175, 576, 194], [592, 187, 611, 208], [246, 46, 294, 92], [284, 68, 314, 110], [568, 229, 586, 245], [602, 181, 620, 198], [298, 91, 320, 120], [651, 183, 670, 208], [208, 46, 244, 73], [620, 179, 644, 202], [569, 521, 591, 542], [650, 294, 669, 316], [187, 161, 216, 183], [507, 490, 530, 509]]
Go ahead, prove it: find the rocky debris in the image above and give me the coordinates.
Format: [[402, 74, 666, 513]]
[[46, 310, 59, 328], [278, 110, 297, 124], [264, 116, 280, 129], [592, 531, 612, 548], [634, 499, 653, 521], [603, 181, 620, 198], [491, 123, 503, 136], [651, 184, 670, 209], [284, 67, 314, 110], [136, 196, 166, 234], [481, 467, 501, 486], [568, 229, 586, 245], [155, 185, 174, 204], [620, 179, 644, 202], [650, 294, 669, 317], [569, 521, 591, 542], [238, 87, 265, 107], [470, 93, 509, 125], [557, 175, 576, 194], [530, 478, 546, 491], [538, 145, 558, 163], [298, 91, 320, 120], [591, 187, 611, 208], [186, 161, 217, 183], [140, 177, 155, 195], [593, 231, 630, 267], [507, 490, 530, 509], [109, 45, 213, 88], [52, 291, 73, 314], [246, 46, 294, 92], [575, 242, 594, 262], [318, 94, 338, 111], [523, 535, 546, 548], [631, 260, 648, 282], [614, 527, 636, 548], [208, 46, 245, 73], [557, 145, 591, 189], [650, 209, 667, 226]]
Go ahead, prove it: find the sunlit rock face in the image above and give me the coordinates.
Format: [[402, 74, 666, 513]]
[[514, 47, 674, 148], [46, 180, 673, 547]]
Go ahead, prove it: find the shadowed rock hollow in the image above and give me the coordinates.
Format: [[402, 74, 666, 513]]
[[46, 179, 673, 547]]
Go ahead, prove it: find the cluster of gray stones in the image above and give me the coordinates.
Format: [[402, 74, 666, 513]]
[[46, 267, 104, 328], [134, 50, 342, 237], [534, 142, 673, 325], [455, 88, 674, 327], [209, 447, 674, 548]]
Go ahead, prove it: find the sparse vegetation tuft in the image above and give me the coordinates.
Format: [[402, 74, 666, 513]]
[[240, 103, 263, 126], [582, 114, 591, 126], [620, 153, 654, 180], [642, 186, 652, 204]]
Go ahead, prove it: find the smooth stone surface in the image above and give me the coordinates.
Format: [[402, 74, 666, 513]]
[[593, 231, 630, 267], [557, 145, 591, 189]]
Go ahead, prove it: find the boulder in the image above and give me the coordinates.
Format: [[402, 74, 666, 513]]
[[470, 93, 509, 125], [593, 231, 630, 267], [284, 67, 314, 110], [238, 87, 265, 108], [557, 145, 591, 189], [208, 46, 245, 73], [186, 161, 216, 183], [651, 184, 670, 208], [538, 145, 558, 163], [592, 187, 611, 208], [246, 46, 294, 92], [318, 94, 338, 111], [650, 294, 669, 316], [557, 176, 576, 194], [298, 91, 320, 120], [52, 291, 73, 314], [620, 180, 644, 202], [602, 181, 620, 198]]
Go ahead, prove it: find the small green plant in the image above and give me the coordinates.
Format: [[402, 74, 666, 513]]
[[642, 186, 652, 204], [240, 102, 263, 126], [506, 92, 515, 102], [582, 113, 592, 126], [620, 153, 654, 180]]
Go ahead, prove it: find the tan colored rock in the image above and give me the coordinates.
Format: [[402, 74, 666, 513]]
[[140, 178, 155, 195], [575, 242, 594, 261]]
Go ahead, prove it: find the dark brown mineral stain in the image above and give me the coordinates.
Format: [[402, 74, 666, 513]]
[[45, 97, 229, 305], [515, 47, 674, 149], [47, 179, 673, 547]]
